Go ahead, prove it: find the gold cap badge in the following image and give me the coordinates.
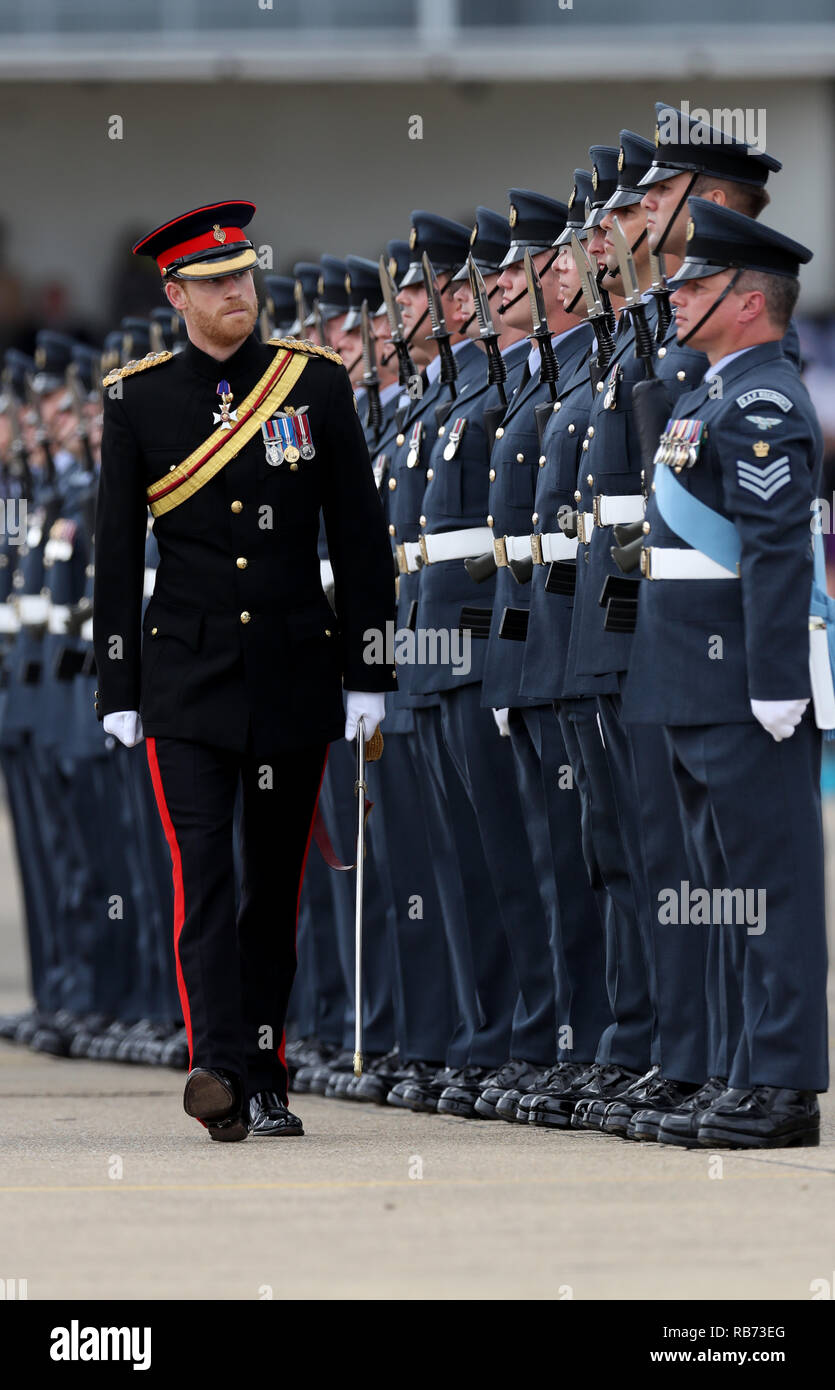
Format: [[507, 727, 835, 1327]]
[[388, 255, 398, 278], [753, 440, 770, 458], [655, 125, 661, 147], [344, 273, 351, 293], [592, 167, 599, 191], [686, 218, 695, 241], [409, 225, 417, 250], [212, 224, 227, 244], [617, 147, 625, 172], [470, 223, 478, 245], [568, 186, 576, 209], [34, 345, 46, 368], [508, 204, 518, 228], [317, 273, 324, 295]]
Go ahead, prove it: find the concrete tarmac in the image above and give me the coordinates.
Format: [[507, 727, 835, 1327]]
[[0, 795, 833, 1301]]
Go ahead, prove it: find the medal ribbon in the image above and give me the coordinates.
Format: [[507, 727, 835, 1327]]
[[147, 348, 309, 516]]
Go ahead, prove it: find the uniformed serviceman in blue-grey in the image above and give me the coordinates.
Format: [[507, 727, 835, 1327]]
[[450, 188, 605, 1123], [623, 200, 827, 1149], [400, 205, 549, 1117], [589, 107, 797, 1140], [382, 209, 523, 1114]]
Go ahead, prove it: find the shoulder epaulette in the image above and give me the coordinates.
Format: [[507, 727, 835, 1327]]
[[268, 336, 343, 366], [101, 350, 173, 388]]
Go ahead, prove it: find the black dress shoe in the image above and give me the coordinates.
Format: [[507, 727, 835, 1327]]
[[436, 1065, 495, 1118], [348, 1048, 411, 1104], [0, 1010, 35, 1041], [653, 1077, 729, 1147], [296, 1048, 354, 1096], [473, 1060, 548, 1120], [248, 1092, 304, 1136], [288, 1039, 338, 1091], [571, 1064, 646, 1130], [512, 1062, 590, 1123], [183, 1067, 249, 1142], [388, 1064, 460, 1112], [159, 1025, 189, 1070], [528, 1063, 641, 1129], [602, 1074, 701, 1139], [696, 1085, 820, 1149]]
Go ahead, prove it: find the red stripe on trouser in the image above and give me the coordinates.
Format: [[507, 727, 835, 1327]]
[[145, 736, 193, 1068], [277, 744, 330, 1078]]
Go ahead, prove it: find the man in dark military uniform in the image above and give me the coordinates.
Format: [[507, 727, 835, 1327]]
[[93, 201, 395, 1142], [623, 201, 828, 1148]]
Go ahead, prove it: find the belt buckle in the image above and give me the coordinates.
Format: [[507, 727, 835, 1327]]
[[419, 535, 430, 566], [494, 536, 508, 567], [593, 495, 602, 528], [396, 543, 408, 575], [576, 513, 586, 545], [530, 533, 543, 566], [640, 546, 651, 579]]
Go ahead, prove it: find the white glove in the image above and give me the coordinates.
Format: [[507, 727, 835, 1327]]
[[103, 710, 144, 747], [492, 707, 511, 737], [750, 698, 809, 743], [344, 690, 386, 742]]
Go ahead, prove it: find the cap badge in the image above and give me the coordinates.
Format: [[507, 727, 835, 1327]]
[[470, 223, 478, 245], [686, 218, 695, 241], [344, 273, 352, 293], [508, 204, 518, 228], [409, 225, 417, 250], [655, 125, 661, 147], [567, 186, 576, 209], [591, 167, 599, 191], [34, 346, 46, 368], [388, 255, 398, 278], [317, 274, 325, 296], [212, 224, 227, 244], [617, 147, 625, 172]]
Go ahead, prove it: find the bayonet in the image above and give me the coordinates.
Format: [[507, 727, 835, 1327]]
[[467, 254, 506, 407], [293, 280, 309, 340], [570, 233, 616, 368], [379, 254, 416, 386], [648, 248, 672, 342], [65, 362, 97, 472], [360, 300, 383, 440], [522, 250, 559, 401], [313, 301, 329, 349], [611, 217, 655, 377], [421, 251, 457, 400]]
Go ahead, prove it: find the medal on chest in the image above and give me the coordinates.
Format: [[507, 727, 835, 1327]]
[[443, 417, 467, 461], [372, 451, 390, 490], [213, 379, 238, 430], [603, 363, 621, 411], [654, 417, 706, 473], [406, 420, 423, 468], [260, 405, 315, 468]]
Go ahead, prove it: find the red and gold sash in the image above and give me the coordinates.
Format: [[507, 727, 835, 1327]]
[[146, 347, 309, 517]]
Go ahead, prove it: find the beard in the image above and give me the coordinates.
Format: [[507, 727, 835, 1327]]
[[185, 293, 259, 348]]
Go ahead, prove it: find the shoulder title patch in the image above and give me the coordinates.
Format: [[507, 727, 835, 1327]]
[[101, 350, 173, 388], [735, 388, 793, 413], [268, 337, 343, 366]]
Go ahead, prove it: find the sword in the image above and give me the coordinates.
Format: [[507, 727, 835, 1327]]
[[360, 300, 383, 441], [353, 716, 367, 1077], [611, 216, 655, 378], [570, 233, 616, 369], [648, 249, 672, 343], [467, 254, 507, 407], [523, 249, 559, 401], [421, 251, 457, 400], [379, 254, 416, 386]]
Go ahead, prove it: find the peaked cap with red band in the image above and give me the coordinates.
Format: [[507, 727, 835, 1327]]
[[132, 200, 258, 280]]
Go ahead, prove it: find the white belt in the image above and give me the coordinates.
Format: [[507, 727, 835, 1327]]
[[420, 527, 494, 565], [143, 567, 157, 598], [17, 594, 50, 626], [641, 547, 739, 581], [80, 617, 94, 643], [531, 532, 579, 564], [395, 540, 423, 575], [47, 604, 72, 634], [0, 605, 20, 634], [494, 534, 533, 566], [319, 558, 334, 589], [576, 512, 595, 545], [595, 494, 644, 527]]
